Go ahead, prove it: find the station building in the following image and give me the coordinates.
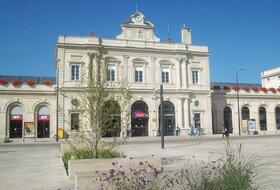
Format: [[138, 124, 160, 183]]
[[0, 11, 279, 142]]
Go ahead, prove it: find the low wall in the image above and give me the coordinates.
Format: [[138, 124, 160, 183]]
[[69, 156, 161, 190]]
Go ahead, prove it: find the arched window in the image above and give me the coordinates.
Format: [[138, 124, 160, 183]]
[[276, 107, 280, 130], [223, 107, 233, 133], [10, 105, 23, 138], [259, 107, 267, 131], [37, 106, 50, 138], [131, 101, 149, 137], [242, 107, 250, 120], [159, 101, 175, 136]]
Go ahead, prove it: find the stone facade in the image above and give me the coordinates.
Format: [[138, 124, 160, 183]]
[[0, 76, 56, 141], [261, 67, 280, 88], [55, 11, 212, 137], [1, 12, 279, 142]]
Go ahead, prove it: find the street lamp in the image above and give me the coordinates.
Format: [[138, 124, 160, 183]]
[[236, 68, 245, 136]]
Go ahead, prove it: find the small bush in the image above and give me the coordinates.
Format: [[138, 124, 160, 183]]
[[62, 148, 124, 174]]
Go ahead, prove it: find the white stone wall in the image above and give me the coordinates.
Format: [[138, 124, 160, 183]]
[[55, 11, 212, 136], [261, 67, 280, 88], [211, 89, 280, 135], [0, 84, 56, 142]]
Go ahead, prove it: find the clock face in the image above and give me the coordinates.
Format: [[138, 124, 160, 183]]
[[135, 15, 143, 22]]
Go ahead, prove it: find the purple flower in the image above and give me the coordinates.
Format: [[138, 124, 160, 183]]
[[109, 169, 115, 174], [99, 184, 104, 190]]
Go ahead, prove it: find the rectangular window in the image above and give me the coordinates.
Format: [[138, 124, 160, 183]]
[[71, 65, 80, 81], [192, 71, 199, 84], [194, 113, 201, 128], [107, 66, 116, 81], [135, 66, 143, 82], [71, 113, 79, 131], [162, 68, 169, 83]]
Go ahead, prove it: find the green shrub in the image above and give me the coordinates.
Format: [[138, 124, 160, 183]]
[[62, 148, 124, 174], [205, 143, 261, 190]]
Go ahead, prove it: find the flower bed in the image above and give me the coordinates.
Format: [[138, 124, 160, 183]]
[[260, 87, 267, 92], [223, 85, 231, 91], [212, 85, 221, 90], [252, 86, 259, 92], [42, 80, 52, 86], [26, 80, 36, 86], [269, 87, 276, 93], [0, 78, 8, 85], [232, 85, 240, 91], [242, 86, 250, 92], [12, 79, 23, 87]]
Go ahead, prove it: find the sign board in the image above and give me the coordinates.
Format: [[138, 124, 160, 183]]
[[135, 111, 146, 118], [10, 115, 23, 120], [24, 122, 35, 138], [38, 115, 50, 121], [248, 119, 256, 132]]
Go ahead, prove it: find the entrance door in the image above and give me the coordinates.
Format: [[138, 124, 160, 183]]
[[159, 101, 175, 136], [10, 118, 23, 138], [37, 120, 50, 138], [37, 106, 50, 138], [9, 106, 23, 138], [223, 107, 233, 133], [131, 101, 149, 137]]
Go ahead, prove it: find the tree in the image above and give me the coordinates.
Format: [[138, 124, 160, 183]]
[[69, 46, 131, 158]]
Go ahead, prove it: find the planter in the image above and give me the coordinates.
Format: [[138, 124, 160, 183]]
[[260, 87, 267, 93], [252, 86, 259, 92], [269, 87, 276, 93], [212, 85, 221, 90], [242, 86, 250, 92], [26, 80, 36, 86], [42, 80, 52, 86], [12, 79, 23, 87], [0, 78, 8, 86], [68, 156, 161, 179], [223, 85, 231, 91], [232, 85, 240, 91]]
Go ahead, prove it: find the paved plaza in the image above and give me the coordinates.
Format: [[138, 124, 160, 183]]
[[0, 135, 279, 189]]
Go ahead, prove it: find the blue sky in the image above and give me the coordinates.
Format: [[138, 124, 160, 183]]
[[0, 0, 279, 84]]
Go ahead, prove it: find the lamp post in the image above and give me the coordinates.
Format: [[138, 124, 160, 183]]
[[160, 84, 164, 149], [56, 59, 60, 142], [236, 68, 245, 136]]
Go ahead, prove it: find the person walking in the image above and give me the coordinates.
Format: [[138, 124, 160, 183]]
[[175, 125, 180, 136], [224, 127, 229, 138], [196, 123, 202, 138], [222, 125, 226, 138]]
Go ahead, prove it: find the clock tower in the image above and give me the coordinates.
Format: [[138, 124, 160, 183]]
[[116, 11, 160, 42]]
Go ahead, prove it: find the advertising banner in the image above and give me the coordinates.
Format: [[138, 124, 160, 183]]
[[24, 122, 35, 138], [248, 119, 256, 132], [38, 115, 50, 121], [135, 111, 146, 118], [10, 115, 23, 120]]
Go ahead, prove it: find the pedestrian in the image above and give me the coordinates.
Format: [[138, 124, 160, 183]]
[[224, 127, 229, 138], [189, 124, 195, 136], [196, 123, 202, 138], [222, 125, 225, 138], [175, 125, 180, 136]]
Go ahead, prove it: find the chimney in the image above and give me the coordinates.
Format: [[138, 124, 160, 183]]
[[166, 38, 173, 43], [89, 32, 94, 37], [181, 26, 191, 44]]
